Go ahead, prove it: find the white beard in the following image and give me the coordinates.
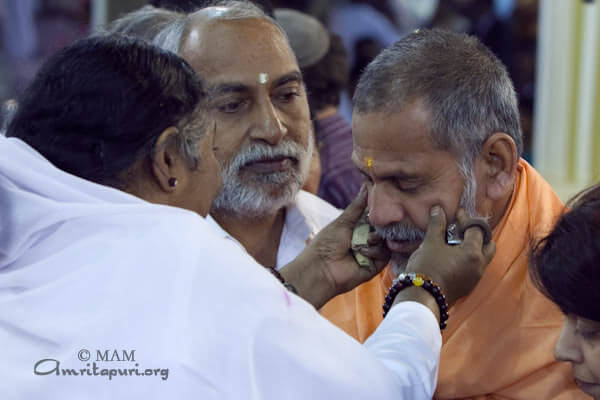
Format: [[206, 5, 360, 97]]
[[211, 139, 313, 218]]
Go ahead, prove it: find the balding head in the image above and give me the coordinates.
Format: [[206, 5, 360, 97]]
[[109, 1, 311, 219], [106, 1, 287, 54]]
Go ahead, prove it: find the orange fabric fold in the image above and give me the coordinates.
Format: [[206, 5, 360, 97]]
[[320, 160, 586, 399]]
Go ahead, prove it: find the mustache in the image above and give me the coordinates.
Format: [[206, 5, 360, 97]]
[[374, 222, 425, 242], [225, 141, 304, 172]]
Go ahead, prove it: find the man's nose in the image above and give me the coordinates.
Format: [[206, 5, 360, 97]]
[[368, 183, 405, 227], [250, 100, 288, 145], [554, 319, 583, 364]]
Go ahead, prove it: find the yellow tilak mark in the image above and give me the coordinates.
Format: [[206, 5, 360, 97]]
[[364, 156, 374, 170]]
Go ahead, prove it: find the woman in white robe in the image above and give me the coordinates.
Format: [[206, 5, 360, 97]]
[[0, 35, 494, 400]]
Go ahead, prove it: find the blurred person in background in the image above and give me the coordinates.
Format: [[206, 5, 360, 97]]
[[1, 0, 39, 93], [0, 0, 89, 97], [303, 32, 363, 209], [301, 129, 322, 195], [275, 8, 362, 209]]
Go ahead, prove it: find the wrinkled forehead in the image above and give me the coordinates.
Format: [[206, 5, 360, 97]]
[[180, 14, 297, 78]]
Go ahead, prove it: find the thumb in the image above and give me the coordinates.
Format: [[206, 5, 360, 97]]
[[336, 184, 368, 228], [423, 205, 447, 244]]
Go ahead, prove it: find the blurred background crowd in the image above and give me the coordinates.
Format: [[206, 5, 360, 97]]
[[0, 0, 538, 155], [0, 0, 597, 202]]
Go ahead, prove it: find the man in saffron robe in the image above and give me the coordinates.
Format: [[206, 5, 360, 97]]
[[321, 29, 586, 399]]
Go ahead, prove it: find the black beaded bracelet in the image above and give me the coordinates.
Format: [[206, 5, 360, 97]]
[[266, 267, 298, 294], [382, 272, 449, 330]]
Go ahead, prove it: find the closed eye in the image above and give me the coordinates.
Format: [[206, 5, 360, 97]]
[[394, 181, 420, 193], [217, 99, 249, 114], [275, 89, 301, 104]]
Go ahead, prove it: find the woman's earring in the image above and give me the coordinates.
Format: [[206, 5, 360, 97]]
[[168, 177, 178, 188]]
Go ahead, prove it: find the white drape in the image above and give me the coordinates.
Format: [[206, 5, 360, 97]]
[[0, 136, 440, 399]]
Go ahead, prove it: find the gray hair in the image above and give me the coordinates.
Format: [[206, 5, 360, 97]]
[[353, 29, 523, 170], [101, 6, 185, 52], [102, 1, 292, 175], [104, 1, 286, 54]]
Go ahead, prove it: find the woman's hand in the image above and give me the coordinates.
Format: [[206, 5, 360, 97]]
[[398, 206, 496, 310], [281, 186, 390, 309]]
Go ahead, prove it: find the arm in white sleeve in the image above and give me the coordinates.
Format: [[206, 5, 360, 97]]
[[183, 237, 441, 400], [364, 301, 442, 398], [246, 293, 441, 400]]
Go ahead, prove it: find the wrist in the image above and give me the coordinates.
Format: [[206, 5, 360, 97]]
[[392, 287, 441, 324], [384, 273, 449, 330], [280, 254, 335, 309], [405, 267, 452, 306]]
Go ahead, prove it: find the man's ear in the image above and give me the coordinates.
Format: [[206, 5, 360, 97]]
[[477, 132, 518, 200], [151, 126, 182, 193]]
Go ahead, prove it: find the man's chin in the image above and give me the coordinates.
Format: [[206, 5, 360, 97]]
[[390, 252, 411, 276], [212, 180, 301, 218]]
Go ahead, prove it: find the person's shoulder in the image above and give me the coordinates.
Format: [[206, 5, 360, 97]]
[[518, 159, 564, 219], [118, 205, 233, 256]]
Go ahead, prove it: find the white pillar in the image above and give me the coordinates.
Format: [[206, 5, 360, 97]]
[[533, 0, 600, 200], [533, 0, 575, 186], [574, 1, 599, 184]]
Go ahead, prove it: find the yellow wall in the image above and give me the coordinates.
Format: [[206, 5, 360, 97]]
[[534, 0, 600, 201]]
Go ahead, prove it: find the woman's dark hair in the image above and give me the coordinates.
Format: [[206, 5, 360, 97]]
[[530, 184, 600, 322], [7, 34, 206, 188]]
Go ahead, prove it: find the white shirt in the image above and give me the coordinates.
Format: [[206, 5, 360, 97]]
[[207, 190, 341, 270], [0, 136, 441, 399]]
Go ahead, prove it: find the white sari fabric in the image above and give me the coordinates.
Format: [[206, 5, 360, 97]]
[[0, 135, 441, 399]]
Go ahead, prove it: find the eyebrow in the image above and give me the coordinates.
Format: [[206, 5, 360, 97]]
[[210, 82, 250, 96], [208, 71, 303, 97], [356, 164, 422, 182], [272, 71, 303, 88]]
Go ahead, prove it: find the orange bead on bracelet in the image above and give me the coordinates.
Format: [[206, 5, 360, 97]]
[[383, 272, 449, 330]]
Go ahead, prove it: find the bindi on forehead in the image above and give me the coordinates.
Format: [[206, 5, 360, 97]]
[[258, 73, 269, 85], [364, 156, 374, 172]]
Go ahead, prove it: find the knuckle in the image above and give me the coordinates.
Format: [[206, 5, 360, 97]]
[[464, 251, 483, 266]]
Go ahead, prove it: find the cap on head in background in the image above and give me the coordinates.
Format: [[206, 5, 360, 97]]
[[274, 8, 330, 69]]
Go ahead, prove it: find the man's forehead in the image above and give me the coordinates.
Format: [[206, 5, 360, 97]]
[[181, 19, 296, 78], [351, 147, 420, 172], [182, 14, 289, 57], [181, 19, 299, 92], [207, 71, 303, 97], [351, 146, 456, 185]]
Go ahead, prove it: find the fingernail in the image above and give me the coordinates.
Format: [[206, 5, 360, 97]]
[[430, 205, 441, 216]]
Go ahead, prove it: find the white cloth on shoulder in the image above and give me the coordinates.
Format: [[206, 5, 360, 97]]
[[0, 135, 441, 399], [206, 190, 342, 270]]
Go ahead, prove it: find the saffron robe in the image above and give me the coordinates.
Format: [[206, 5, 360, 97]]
[[321, 159, 585, 399]]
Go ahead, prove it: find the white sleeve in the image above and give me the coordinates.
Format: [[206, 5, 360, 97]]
[[246, 296, 441, 400], [364, 301, 442, 398]]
